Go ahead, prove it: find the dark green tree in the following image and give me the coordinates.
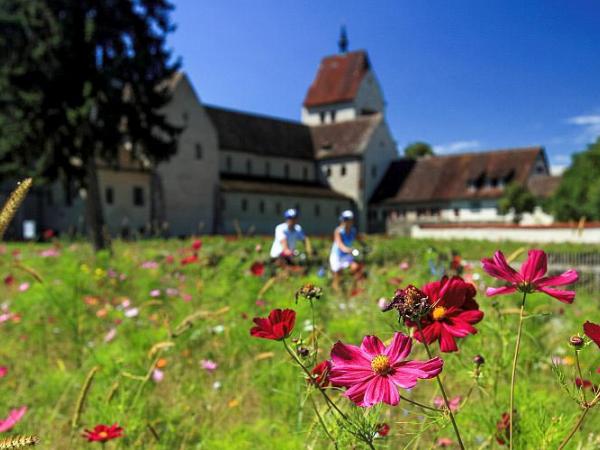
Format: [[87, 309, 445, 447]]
[[404, 141, 434, 159], [550, 138, 600, 221], [0, 0, 180, 250], [498, 182, 537, 224]]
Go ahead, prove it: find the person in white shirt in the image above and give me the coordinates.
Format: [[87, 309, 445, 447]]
[[270, 209, 306, 262]]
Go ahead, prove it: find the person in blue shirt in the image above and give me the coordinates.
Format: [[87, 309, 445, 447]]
[[270, 209, 305, 263], [329, 210, 362, 290]]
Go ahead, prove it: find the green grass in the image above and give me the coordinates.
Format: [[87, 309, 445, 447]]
[[0, 236, 598, 449]]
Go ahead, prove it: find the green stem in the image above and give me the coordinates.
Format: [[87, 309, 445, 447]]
[[558, 390, 600, 450], [310, 299, 318, 366], [399, 394, 440, 413], [308, 394, 338, 449], [416, 322, 465, 450], [509, 292, 527, 450], [574, 350, 587, 404]]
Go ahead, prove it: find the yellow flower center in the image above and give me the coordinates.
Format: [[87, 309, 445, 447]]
[[98, 431, 108, 439], [432, 306, 447, 321], [371, 355, 392, 375]]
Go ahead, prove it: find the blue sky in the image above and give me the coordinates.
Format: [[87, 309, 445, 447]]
[[169, 0, 600, 172]]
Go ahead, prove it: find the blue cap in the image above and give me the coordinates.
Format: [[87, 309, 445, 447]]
[[340, 210, 354, 221], [284, 208, 298, 219]]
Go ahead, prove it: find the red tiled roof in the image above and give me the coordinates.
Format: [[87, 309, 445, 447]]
[[374, 147, 546, 204], [303, 51, 370, 107], [310, 114, 381, 159]]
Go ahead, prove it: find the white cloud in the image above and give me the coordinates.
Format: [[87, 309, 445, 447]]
[[550, 165, 566, 176], [433, 140, 481, 154], [566, 113, 600, 144]]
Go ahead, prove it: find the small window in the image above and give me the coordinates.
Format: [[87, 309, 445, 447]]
[[265, 161, 270, 176], [326, 167, 332, 177], [105, 187, 114, 205], [195, 143, 202, 160], [371, 165, 377, 178], [259, 200, 265, 214], [241, 198, 248, 212], [319, 111, 325, 123], [226, 156, 232, 171], [284, 164, 290, 178], [314, 204, 320, 217], [340, 165, 347, 176], [303, 167, 309, 180], [133, 186, 144, 207], [330, 110, 336, 122], [246, 159, 252, 174]]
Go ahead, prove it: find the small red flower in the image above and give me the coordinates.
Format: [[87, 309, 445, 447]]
[[575, 377, 593, 389], [437, 437, 454, 447], [191, 239, 202, 251], [408, 276, 484, 353], [43, 229, 55, 240], [82, 423, 123, 442], [250, 309, 296, 341], [3, 275, 14, 286], [496, 412, 511, 446], [308, 360, 332, 387], [180, 254, 198, 266], [583, 321, 600, 349], [481, 249, 578, 303], [250, 262, 265, 276], [376, 423, 390, 437], [165, 255, 174, 264]]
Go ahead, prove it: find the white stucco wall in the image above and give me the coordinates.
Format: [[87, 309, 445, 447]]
[[157, 74, 220, 236], [219, 150, 316, 181], [318, 158, 363, 226], [411, 224, 600, 244], [218, 191, 354, 235]]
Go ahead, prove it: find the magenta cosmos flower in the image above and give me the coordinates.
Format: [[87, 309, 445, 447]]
[[329, 332, 443, 407], [481, 249, 578, 303]]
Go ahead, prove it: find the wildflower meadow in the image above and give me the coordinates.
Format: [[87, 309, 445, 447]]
[[0, 229, 597, 449]]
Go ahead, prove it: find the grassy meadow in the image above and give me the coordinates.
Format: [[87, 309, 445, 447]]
[[0, 236, 598, 449]]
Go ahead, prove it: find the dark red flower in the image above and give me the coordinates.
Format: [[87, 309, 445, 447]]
[[308, 360, 332, 387], [191, 239, 202, 251], [408, 276, 484, 353], [496, 412, 511, 446], [376, 423, 390, 437], [43, 229, 55, 240], [575, 378, 592, 389], [583, 321, 600, 349], [82, 423, 123, 442], [250, 262, 265, 276], [3, 275, 14, 286], [165, 255, 174, 264], [250, 309, 296, 341], [180, 254, 198, 266]]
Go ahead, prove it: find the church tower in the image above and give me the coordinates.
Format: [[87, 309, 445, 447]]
[[301, 28, 385, 125]]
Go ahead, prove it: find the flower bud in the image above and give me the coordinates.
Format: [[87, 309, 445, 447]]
[[297, 346, 310, 358], [473, 354, 485, 366], [569, 335, 584, 349]]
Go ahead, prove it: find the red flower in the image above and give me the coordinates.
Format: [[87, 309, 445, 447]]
[[496, 412, 511, 446], [250, 309, 296, 341], [165, 255, 174, 264], [191, 239, 202, 251], [583, 321, 600, 349], [481, 249, 578, 303], [180, 254, 198, 265], [308, 360, 332, 387], [250, 262, 265, 276], [43, 229, 55, 240], [408, 276, 484, 353], [376, 423, 390, 437], [82, 423, 123, 442], [3, 275, 14, 286], [575, 377, 596, 390]]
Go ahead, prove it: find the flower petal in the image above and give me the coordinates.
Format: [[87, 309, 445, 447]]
[[536, 286, 576, 304], [360, 335, 386, 358], [331, 342, 370, 366], [363, 376, 399, 407], [384, 332, 412, 364], [520, 249, 548, 283], [481, 251, 521, 283], [583, 321, 600, 349], [536, 269, 579, 288], [439, 329, 459, 352], [486, 285, 517, 297]]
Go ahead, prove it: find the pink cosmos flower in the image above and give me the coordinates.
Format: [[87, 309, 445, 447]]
[[152, 369, 164, 383], [437, 437, 454, 447], [124, 307, 139, 318], [201, 359, 218, 372], [40, 248, 60, 258], [149, 289, 161, 298], [141, 261, 159, 269], [18, 282, 29, 292], [104, 328, 117, 343], [0, 406, 27, 432], [434, 395, 461, 412], [0, 367, 7, 378], [181, 293, 192, 302], [481, 249, 578, 303], [329, 332, 443, 407]]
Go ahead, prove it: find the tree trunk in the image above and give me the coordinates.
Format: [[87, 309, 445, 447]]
[[84, 156, 109, 252]]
